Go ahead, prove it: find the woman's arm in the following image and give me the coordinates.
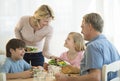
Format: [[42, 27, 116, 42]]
[[14, 17, 24, 39], [42, 27, 53, 59]]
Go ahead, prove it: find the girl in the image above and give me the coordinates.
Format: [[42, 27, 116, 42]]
[[57, 32, 85, 74]]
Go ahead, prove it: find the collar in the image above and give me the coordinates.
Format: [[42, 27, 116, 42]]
[[86, 34, 106, 46]]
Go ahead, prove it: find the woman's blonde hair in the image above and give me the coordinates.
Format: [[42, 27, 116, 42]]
[[34, 4, 54, 20], [69, 32, 85, 52]]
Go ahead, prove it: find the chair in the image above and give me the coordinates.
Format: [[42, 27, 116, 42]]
[[102, 60, 120, 81]]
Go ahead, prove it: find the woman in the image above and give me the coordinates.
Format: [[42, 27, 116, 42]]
[[15, 4, 55, 67]]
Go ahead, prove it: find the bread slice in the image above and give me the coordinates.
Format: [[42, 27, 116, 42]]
[[61, 65, 80, 74]]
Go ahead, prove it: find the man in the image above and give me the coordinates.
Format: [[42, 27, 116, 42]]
[[55, 13, 120, 81]]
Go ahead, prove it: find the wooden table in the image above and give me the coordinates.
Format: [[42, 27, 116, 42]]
[[7, 74, 80, 81], [7, 77, 56, 81]]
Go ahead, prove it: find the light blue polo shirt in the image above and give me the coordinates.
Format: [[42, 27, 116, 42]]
[[80, 34, 120, 81], [0, 57, 31, 73]]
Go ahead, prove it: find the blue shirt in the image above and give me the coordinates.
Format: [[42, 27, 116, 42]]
[[80, 34, 120, 81], [0, 57, 31, 73]]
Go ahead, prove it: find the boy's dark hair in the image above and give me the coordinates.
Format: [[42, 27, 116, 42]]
[[6, 38, 26, 57]]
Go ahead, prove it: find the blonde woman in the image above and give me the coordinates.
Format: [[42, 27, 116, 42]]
[[15, 4, 55, 67]]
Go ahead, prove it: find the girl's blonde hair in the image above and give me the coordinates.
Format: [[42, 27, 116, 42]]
[[69, 32, 85, 52]]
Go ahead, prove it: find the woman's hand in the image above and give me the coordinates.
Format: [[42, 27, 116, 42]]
[[50, 56, 63, 62], [50, 55, 58, 60]]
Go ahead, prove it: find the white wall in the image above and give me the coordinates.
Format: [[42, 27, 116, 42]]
[[0, 0, 120, 59], [0, 0, 95, 55]]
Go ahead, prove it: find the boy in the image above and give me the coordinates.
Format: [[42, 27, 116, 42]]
[[0, 38, 33, 79]]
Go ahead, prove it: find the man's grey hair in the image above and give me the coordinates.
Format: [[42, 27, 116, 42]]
[[83, 13, 104, 33]]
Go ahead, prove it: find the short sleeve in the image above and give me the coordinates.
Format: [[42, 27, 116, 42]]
[[86, 44, 103, 69], [0, 59, 11, 73], [23, 60, 31, 70]]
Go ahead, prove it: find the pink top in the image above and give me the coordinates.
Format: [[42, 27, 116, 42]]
[[14, 16, 53, 58], [60, 51, 84, 68]]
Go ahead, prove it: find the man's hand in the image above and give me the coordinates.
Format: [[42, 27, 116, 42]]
[[55, 73, 68, 81]]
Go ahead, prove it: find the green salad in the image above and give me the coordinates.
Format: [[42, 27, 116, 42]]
[[48, 59, 67, 66]]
